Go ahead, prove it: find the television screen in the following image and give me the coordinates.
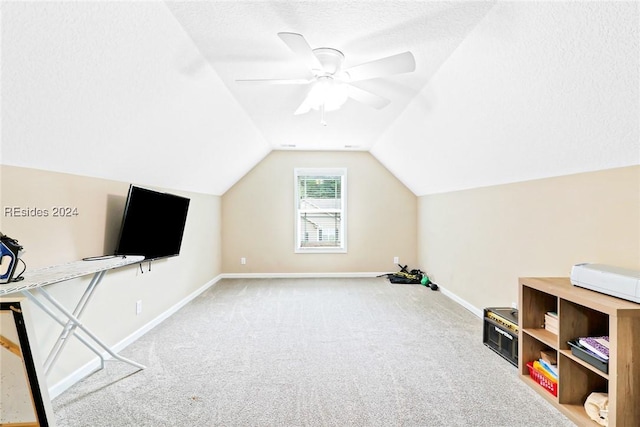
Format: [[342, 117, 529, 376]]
[[115, 185, 190, 261]]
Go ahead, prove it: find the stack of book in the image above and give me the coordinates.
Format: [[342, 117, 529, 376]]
[[567, 335, 609, 374], [544, 311, 558, 334], [578, 336, 610, 360], [537, 349, 558, 381]]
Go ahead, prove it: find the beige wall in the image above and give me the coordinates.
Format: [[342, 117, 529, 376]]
[[418, 165, 640, 311], [222, 151, 417, 274], [1, 165, 221, 388], [4, 159, 638, 392]]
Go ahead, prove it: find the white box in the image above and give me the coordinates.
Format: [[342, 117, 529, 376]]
[[570, 263, 640, 304]]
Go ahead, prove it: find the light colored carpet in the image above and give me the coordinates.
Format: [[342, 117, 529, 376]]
[[52, 278, 573, 426]]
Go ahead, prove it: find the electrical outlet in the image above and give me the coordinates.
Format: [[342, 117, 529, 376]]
[[393, 256, 399, 264], [136, 300, 143, 315], [511, 301, 518, 310], [241, 257, 246, 265]]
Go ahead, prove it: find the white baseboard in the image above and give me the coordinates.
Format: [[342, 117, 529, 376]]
[[437, 285, 483, 318], [221, 273, 483, 317], [221, 272, 389, 279], [48, 275, 222, 399]]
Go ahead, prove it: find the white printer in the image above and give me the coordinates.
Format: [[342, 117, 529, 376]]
[[570, 263, 640, 303]]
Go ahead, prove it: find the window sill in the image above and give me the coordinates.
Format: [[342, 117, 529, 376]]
[[295, 247, 347, 254]]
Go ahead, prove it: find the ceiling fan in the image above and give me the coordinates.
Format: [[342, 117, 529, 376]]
[[236, 32, 416, 125]]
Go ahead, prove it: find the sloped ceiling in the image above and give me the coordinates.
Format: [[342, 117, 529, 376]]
[[164, 1, 496, 150], [372, 1, 640, 195], [1, 1, 271, 195], [1, 1, 638, 197]]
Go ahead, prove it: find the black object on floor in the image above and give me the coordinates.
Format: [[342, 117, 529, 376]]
[[379, 264, 438, 290]]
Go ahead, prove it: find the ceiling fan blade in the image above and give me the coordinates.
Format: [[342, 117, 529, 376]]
[[294, 101, 312, 115], [347, 85, 390, 110], [293, 87, 315, 115], [236, 78, 312, 85], [344, 51, 416, 82], [277, 32, 323, 72]]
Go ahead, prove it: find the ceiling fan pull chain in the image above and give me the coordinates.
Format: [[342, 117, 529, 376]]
[[320, 104, 327, 126]]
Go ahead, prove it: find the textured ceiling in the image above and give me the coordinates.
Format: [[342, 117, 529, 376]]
[[1, 1, 638, 196], [164, 1, 497, 150], [372, 0, 640, 195], [1, 1, 271, 195]]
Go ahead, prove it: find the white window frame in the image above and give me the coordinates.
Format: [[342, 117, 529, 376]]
[[294, 168, 347, 253]]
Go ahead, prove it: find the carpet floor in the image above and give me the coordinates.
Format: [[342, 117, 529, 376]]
[[52, 277, 573, 426]]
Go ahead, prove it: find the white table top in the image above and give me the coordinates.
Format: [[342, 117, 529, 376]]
[[0, 255, 145, 295]]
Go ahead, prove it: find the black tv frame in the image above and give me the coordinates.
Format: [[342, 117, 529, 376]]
[[114, 185, 190, 261]]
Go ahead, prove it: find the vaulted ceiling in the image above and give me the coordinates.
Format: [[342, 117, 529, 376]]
[[163, 1, 495, 150], [1, 1, 638, 196]]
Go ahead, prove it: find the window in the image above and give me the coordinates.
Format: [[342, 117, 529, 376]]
[[294, 168, 346, 253]]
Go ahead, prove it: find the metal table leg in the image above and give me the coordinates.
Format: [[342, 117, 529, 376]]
[[22, 272, 146, 374]]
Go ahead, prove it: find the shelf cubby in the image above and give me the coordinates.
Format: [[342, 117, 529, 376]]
[[518, 277, 640, 426], [558, 299, 608, 352], [558, 351, 608, 405]]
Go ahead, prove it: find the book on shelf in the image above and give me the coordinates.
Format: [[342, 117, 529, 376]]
[[540, 349, 557, 365], [538, 359, 558, 379], [533, 360, 558, 383], [544, 311, 558, 333], [578, 336, 609, 360], [543, 311, 558, 334]]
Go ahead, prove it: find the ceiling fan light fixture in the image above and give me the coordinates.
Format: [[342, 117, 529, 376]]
[[307, 77, 349, 112], [240, 33, 415, 123]]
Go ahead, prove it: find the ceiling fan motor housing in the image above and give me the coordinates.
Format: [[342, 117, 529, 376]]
[[312, 47, 345, 75]]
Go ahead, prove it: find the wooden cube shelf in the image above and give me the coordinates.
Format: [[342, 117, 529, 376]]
[[519, 277, 640, 426]]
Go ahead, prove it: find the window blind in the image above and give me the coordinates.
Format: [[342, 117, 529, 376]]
[[294, 169, 346, 252]]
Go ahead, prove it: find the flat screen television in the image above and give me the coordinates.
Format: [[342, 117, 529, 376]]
[[115, 185, 190, 261]]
